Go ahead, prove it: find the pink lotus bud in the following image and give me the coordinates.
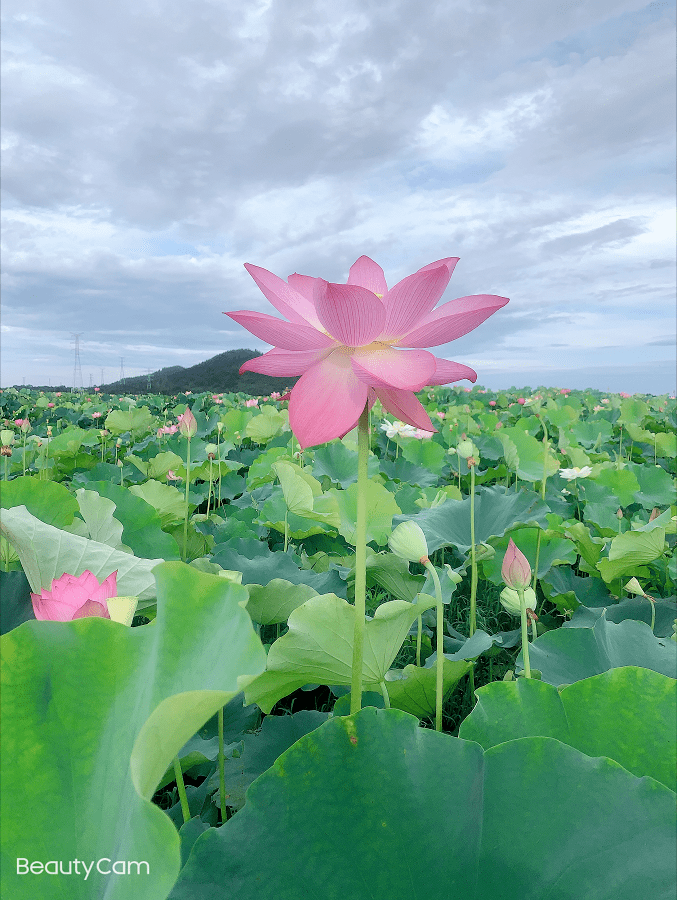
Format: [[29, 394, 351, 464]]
[[177, 408, 197, 438], [517, 397, 526, 405], [489, 400, 496, 406], [501, 538, 532, 590]]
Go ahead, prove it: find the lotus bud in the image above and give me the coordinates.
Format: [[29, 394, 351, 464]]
[[217, 421, 224, 432], [178, 408, 198, 439], [20, 419, 31, 434], [0, 430, 15, 446], [501, 538, 532, 590], [500, 586, 537, 616], [388, 521, 429, 563]]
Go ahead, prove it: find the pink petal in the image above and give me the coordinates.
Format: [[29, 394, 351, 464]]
[[240, 347, 329, 377], [416, 257, 460, 275], [375, 387, 437, 432], [351, 346, 437, 391], [72, 600, 111, 620], [425, 358, 477, 386], [347, 256, 388, 296], [398, 294, 509, 348], [244, 264, 323, 330], [287, 273, 322, 306], [288, 350, 369, 448], [90, 570, 118, 604], [380, 266, 452, 341], [314, 282, 386, 347], [225, 311, 334, 351]]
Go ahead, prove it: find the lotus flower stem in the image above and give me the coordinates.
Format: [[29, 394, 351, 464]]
[[182, 438, 191, 562], [415, 613, 422, 667], [532, 421, 549, 599], [423, 558, 444, 731], [349, 404, 370, 715], [206, 457, 213, 518], [469, 463, 477, 637], [173, 757, 190, 824], [218, 707, 227, 823], [517, 587, 532, 678]]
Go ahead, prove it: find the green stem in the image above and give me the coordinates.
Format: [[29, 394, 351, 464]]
[[532, 422, 549, 596], [173, 757, 190, 824], [517, 587, 532, 678], [424, 559, 444, 731], [183, 437, 191, 562], [218, 707, 227, 823], [206, 458, 213, 518], [379, 680, 391, 709], [350, 404, 370, 715], [284, 507, 289, 553], [416, 614, 422, 667], [469, 464, 477, 637]]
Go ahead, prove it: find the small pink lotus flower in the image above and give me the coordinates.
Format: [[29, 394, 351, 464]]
[[31, 570, 117, 621], [244, 398, 259, 407], [94, 387, 100, 392], [517, 397, 526, 405], [489, 400, 496, 406], [619, 391, 631, 398], [55, 392, 62, 396], [501, 539, 532, 591], [177, 408, 197, 438], [167, 469, 182, 481], [47, 402, 55, 408], [92, 411, 102, 419], [227, 255, 508, 448]]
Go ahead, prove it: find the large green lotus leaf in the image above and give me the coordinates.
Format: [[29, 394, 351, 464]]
[[0, 474, 78, 528], [384, 659, 473, 717], [244, 408, 287, 443], [540, 565, 612, 611], [459, 668, 676, 789], [597, 527, 666, 582], [332, 479, 402, 546], [105, 405, 156, 436], [401, 437, 447, 473], [626, 461, 676, 509], [43, 425, 90, 457], [519, 613, 677, 685], [498, 427, 560, 481], [130, 479, 187, 528], [312, 441, 380, 487], [245, 579, 318, 625], [480, 528, 576, 584], [0, 505, 161, 601], [0, 562, 266, 900], [245, 593, 436, 713], [204, 710, 328, 811], [169, 708, 676, 900], [393, 485, 550, 553], [365, 551, 425, 602], [211, 544, 347, 598], [570, 418, 614, 448], [567, 598, 677, 637], [81, 480, 181, 560], [589, 466, 641, 506], [66, 488, 127, 549], [655, 430, 677, 457], [0, 570, 35, 634]]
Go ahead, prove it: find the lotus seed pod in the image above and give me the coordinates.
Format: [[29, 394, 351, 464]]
[[500, 586, 537, 616], [457, 439, 475, 459], [624, 577, 645, 596], [388, 521, 429, 563]]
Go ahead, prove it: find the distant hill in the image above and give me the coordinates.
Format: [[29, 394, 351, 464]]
[[101, 349, 297, 395], [16, 350, 298, 396]]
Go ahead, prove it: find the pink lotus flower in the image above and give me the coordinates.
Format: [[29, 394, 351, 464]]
[[167, 469, 182, 481], [31, 570, 117, 621], [489, 400, 496, 406], [244, 398, 259, 408], [517, 397, 526, 405], [226, 255, 508, 448], [47, 402, 55, 408], [501, 539, 531, 591], [91, 411, 102, 419]]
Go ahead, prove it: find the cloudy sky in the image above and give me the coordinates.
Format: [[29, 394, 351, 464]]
[[2, 0, 675, 394]]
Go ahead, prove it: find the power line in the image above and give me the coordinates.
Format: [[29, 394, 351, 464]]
[[119, 357, 126, 385]]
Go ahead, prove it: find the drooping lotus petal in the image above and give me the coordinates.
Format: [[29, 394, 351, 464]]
[[375, 387, 436, 433], [72, 600, 111, 619], [347, 256, 388, 296], [288, 350, 369, 448], [381, 266, 451, 340], [399, 294, 509, 348], [240, 347, 329, 377], [225, 311, 334, 351], [425, 358, 478, 386], [287, 273, 322, 307], [314, 282, 386, 347], [244, 263, 323, 330], [351, 346, 437, 391]]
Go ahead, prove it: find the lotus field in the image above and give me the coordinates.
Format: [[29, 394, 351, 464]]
[[1, 261, 675, 899]]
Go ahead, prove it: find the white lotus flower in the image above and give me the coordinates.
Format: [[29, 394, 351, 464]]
[[559, 466, 593, 480]]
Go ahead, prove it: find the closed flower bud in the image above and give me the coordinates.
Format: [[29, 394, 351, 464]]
[[501, 538, 532, 590], [388, 521, 429, 563], [178, 408, 198, 438], [500, 586, 537, 616]]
